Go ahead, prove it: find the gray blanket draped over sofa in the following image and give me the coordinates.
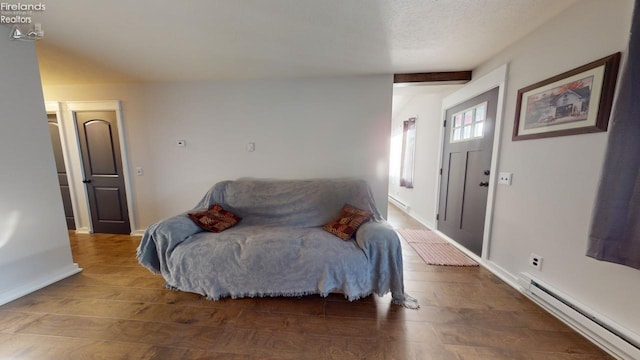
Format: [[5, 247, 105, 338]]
[[137, 178, 418, 308]]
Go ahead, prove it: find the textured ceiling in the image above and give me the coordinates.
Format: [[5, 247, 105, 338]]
[[28, 0, 577, 85]]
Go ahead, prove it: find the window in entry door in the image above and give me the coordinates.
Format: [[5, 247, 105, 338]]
[[450, 102, 487, 143]]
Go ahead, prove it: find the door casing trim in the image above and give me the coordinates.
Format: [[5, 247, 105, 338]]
[[45, 101, 82, 232], [436, 64, 508, 260], [62, 100, 136, 235]]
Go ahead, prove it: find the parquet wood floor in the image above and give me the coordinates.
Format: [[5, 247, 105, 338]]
[[0, 205, 611, 359]]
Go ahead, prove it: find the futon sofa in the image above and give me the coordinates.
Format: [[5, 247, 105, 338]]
[[137, 178, 417, 308]]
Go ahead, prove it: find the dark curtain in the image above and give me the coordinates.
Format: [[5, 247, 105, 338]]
[[400, 118, 416, 188], [587, 0, 640, 270]]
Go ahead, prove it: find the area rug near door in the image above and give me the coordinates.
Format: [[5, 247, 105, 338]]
[[397, 229, 478, 267]]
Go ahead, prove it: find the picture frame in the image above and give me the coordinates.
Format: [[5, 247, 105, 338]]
[[512, 52, 621, 141]]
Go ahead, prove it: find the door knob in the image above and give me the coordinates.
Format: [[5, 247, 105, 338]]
[[484, 170, 490, 176], [82, 179, 92, 184], [479, 181, 489, 187]]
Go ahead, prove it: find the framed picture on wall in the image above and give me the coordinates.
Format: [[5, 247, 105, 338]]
[[512, 52, 621, 141]]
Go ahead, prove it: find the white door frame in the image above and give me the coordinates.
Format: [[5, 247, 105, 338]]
[[435, 64, 508, 260], [61, 100, 137, 235], [45, 101, 82, 231]]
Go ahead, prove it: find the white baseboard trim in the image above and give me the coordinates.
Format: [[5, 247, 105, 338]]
[[430, 227, 521, 289], [432, 229, 482, 262], [519, 273, 640, 360], [440, 231, 637, 359], [74, 227, 91, 234], [0, 263, 82, 306], [388, 195, 409, 211], [396, 209, 635, 359], [411, 214, 434, 231], [389, 203, 435, 230], [75, 228, 144, 236], [481, 259, 521, 290]]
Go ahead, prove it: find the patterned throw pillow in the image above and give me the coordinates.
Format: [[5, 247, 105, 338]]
[[322, 204, 374, 241], [188, 204, 242, 233]]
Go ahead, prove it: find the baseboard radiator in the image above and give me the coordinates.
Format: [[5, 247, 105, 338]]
[[518, 273, 640, 360], [388, 195, 409, 211]]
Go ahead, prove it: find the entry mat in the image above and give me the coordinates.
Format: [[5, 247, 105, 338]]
[[397, 229, 478, 267]]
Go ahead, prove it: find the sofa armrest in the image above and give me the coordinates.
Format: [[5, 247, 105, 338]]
[[136, 212, 202, 274], [354, 221, 400, 254], [354, 221, 407, 302]]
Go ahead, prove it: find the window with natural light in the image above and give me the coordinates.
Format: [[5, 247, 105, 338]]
[[400, 117, 416, 188], [451, 102, 487, 142]]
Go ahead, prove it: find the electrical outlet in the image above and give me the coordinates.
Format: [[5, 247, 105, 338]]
[[529, 253, 543, 270], [498, 172, 512, 185]]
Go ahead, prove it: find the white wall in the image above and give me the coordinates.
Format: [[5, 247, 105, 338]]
[[387, 0, 639, 347], [389, 86, 460, 228], [43, 75, 393, 230], [44, 85, 154, 232], [0, 26, 80, 305], [475, 0, 639, 337]]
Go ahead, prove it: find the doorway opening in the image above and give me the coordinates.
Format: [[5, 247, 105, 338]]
[[44, 101, 136, 235], [388, 65, 507, 260], [388, 84, 463, 229], [46, 105, 76, 230]]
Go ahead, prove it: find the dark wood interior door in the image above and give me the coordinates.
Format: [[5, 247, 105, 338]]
[[437, 87, 499, 256], [75, 111, 131, 234], [48, 114, 76, 230]]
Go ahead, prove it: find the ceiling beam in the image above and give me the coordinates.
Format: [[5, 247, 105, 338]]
[[393, 71, 472, 84]]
